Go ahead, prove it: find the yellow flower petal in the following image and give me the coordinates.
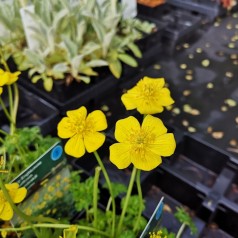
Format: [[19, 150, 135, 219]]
[[6, 71, 21, 85], [114, 116, 140, 142], [152, 133, 176, 157], [0, 73, 9, 86], [5, 183, 19, 190], [10, 187, 27, 203], [57, 117, 76, 139], [121, 92, 137, 110], [84, 132, 106, 153], [131, 149, 162, 171], [158, 88, 175, 106], [0, 203, 13, 221], [142, 115, 167, 136], [65, 135, 85, 158], [86, 110, 107, 131], [67, 106, 87, 120], [0, 87, 2, 95], [109, 143, 132, 169]]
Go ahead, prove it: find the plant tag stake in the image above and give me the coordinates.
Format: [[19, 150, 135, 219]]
[[121, 0, 137, 18], [140, 196, 164, 238], [11, 142, 76, 227]]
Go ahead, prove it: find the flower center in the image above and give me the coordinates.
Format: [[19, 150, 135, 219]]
[[140, 84, 155, 98], [129, 129, 156, 155]]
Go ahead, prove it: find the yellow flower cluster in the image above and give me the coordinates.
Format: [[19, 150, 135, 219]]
[[0, 183, 27, 221], [149, 230, 167, 238], [58, 76, 176, 171], [0, 69, 20, 95]]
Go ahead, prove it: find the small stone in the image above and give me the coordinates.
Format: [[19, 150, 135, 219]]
[[196, 48, 203, 53], [226, 24, 233, 30], [183, 43, 190, 48], [230, 139, 237, 147], [221, 106, 228, 112], [236, 117, 238, 124], [212, 131, 224, 139], [233, 60, 238, 65], [101, 105, 109, 111], [201, 59, 210, 67], [172, 107, 180, 115], [230, 54, 238, 60], [205, 43, 211, 48], [225, 72, 234, 78], [214, 22, 220, 27], [188, 127, 196, 133], [190, 109, 200, 115], [180, 64, 187, 69], [183, 90, 191, 96], [224, 99, 237, 107], [188, 54, 194, 59], [153, 64, 161, 70], [186, 69, 193, 75], [228, 43, 235, 48], [185, 75, 193, 81], [207, 127, 213, 133], [207, 83, 214, 89], [182, 120, 189, 127]]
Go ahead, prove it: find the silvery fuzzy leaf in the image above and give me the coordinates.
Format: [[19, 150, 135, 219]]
[[61, 35, 78, 58], [127, 43, 142, 58], [52, 9, 69, 30], [75, 75, 91, 84], [52, 62, 69, 73], [102, 29, 116, 57], [118, 53, 138, 67], [91, 19, 105, 43], [43, 76, 54, 92], [71, 54, 84, 77], [109, 59, 122, 79], [80, 41, 101, 56], [86, 59, 108, 67]]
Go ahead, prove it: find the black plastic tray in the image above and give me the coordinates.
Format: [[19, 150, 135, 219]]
[[0, 85, 60, 136]]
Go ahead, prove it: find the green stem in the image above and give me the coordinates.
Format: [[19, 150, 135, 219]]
[[93, 151, 116, 237], [7, 85, 15, 135], [176, 223, 187, 238], [106, 196, 112, 212], [93, 166, 101, 229], [0, 223, 111, 237], [133, 169, 143, 233], [117, 166, 137, 235], [0, 97, 14, 125], [0, 129, 8, 136], [12, 83, 19, 130]]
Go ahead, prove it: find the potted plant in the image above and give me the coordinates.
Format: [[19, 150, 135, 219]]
[[1, 0, 158, 112]]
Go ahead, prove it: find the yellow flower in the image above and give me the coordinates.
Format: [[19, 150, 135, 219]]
[[109, 115, 176, 171], [57, 106, 107, 158], [0, 69, 20, 94], [0, 183, 27, 221], [149, 230, 167, 238], [59, 225, 78, 238], [5, 71, 21, 85], [121, 77, 174, 114]]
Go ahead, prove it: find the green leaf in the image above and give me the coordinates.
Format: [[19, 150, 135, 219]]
[[32, 75, 42, 83], [128, 43, 142, 58], [118, 53, 138, 67], [109, 59, 122, 78], [86, 59, 108, 67], [43, 76, 54, 91]]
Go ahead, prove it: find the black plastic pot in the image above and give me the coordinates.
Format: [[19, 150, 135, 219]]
[[166, 0, 226, 21], [18, 70, 119, 115], [141, 170, 206, 237], [0, 85, 60, 136]]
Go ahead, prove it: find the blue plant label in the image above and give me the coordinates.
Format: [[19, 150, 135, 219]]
[[51, 145, 63, 161], [139, 197, 164, 238]]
